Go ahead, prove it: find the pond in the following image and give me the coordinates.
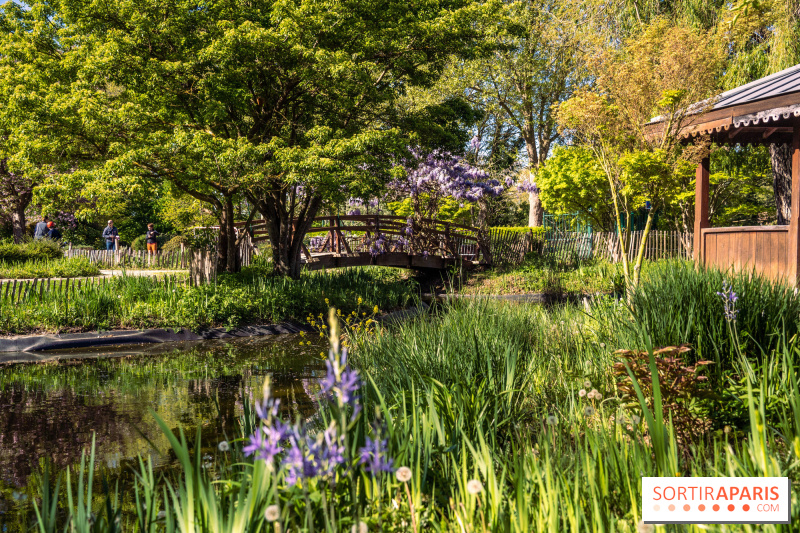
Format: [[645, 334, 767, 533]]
[[0, 335, 324, 527]]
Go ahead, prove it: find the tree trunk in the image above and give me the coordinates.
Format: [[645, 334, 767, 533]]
[[255, 191, 323, 279], [528, 190, 543, 227], [217, 194, 240, 274], [11, 203, 26, 244], [771, 143, 792, 225]]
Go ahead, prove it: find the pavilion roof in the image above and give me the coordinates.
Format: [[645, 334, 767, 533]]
[[647, 63, 800, 145]]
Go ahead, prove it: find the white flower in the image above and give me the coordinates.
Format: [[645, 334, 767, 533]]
[[594, 391, 603, 400], [631, 415, 641, 425], [466, 479, 484, 495], [599, 343, 606, 348], [584, 406, 596, 417], [583, 379, 591, 388], [578, 389, 587, 398], [637, 521, 654, 533], [264, 505, 280, 522], [589, 389, 598, 399], [157, 511, 166, 520], [218, 441, 229, 452], [546, 415, 558, 425], [351, 522, 369, 533], [392, 499, 399, 510], [395, 466, 413, 483]]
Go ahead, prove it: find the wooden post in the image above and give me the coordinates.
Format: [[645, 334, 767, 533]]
[[788, 125, 800, 285], [694, 157, 710, 263]]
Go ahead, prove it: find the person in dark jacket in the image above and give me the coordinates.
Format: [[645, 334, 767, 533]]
[[34, 216, 49, 239], [46, 222, 62, 241], [145, 223, 160, 255], [102, 220, 119, 250]]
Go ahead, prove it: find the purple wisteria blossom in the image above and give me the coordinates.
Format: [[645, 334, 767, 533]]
[[716, 280, 739, 322], [358, 437, 394, 475], [390, 149, 504, 213], [518, 178, 539, 194]]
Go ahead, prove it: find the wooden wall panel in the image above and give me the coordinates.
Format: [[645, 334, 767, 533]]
[[702, 228, 788, 282]]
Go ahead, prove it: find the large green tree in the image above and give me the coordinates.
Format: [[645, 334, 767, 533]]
[[27, 0, 493, 276]]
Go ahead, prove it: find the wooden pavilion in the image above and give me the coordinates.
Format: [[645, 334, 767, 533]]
[[652, 64, 800, 284]]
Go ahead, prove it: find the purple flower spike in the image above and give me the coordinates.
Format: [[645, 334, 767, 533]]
[[716, 280, 739, 322], [319, 348, 361, 407], [359, 437, 395, 475], [243, 425, 285, 463]]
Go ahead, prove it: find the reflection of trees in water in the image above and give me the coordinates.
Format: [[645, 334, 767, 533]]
[[0, 387, 148, 487], [0, 337, 327, 489]]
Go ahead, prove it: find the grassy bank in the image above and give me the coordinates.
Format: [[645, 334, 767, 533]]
[[0, 257, 100, 279], [16, 261, 800, 532], [461, 254, 625, 295], [0, 266, 417, 335]]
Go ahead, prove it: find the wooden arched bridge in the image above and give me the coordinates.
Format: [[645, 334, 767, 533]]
[[235, 215, 493, 271]]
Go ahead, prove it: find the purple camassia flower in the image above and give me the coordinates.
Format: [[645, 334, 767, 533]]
[[358, 437, 394, 475], [348, 209, 362, 216], [369, 198, 379, 208], [243, 422, 288, 463], [349, 198, 365, 207], [319, 347, 361, 406], [255, 395, 281, 421], [716, 280, 739, 322], [283, 423, 346, 484]]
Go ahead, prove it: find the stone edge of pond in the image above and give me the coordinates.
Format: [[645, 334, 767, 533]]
[[0, 322, 311, 355], [0, 302, 433, 361]]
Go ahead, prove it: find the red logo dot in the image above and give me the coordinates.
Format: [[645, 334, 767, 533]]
[[668, 504, 676, 512], [743, 504, 750, 512], [698, 504, 706, 511], [728, 504, 735, 512], [683, 504, 691, 511], [713, 504, 720, 511]]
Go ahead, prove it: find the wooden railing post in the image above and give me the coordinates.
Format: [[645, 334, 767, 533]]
[[788, 124, 800, 286], [694, 157, 710, 263]]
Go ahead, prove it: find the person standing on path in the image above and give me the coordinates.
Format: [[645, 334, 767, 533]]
[[102, 220, 119, 250], [33, 216, 49, 239], [145, 223, 159, 256]]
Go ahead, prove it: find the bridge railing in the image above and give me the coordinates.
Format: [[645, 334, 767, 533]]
[[236, 215, 492, 264]]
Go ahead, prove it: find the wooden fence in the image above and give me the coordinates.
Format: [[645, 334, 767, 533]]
[[0, 274, 188, 305], [491, 229, 692, 265], [488, 229, 543, 264], [64, 246, 190, 269]]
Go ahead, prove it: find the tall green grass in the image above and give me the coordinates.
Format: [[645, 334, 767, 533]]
[[0, 256, 100, 279], [16, 263, 800, 532], [0, 267, 417, 334]]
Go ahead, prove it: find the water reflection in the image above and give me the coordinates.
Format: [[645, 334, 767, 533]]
[[0, 335, 323, 514]]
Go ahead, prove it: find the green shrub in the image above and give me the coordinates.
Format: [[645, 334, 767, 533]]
[[131, 234, 147, 250], [162, 235, 188, 252], [489, 226, 545, 238], [0, 239, 63, 262]]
